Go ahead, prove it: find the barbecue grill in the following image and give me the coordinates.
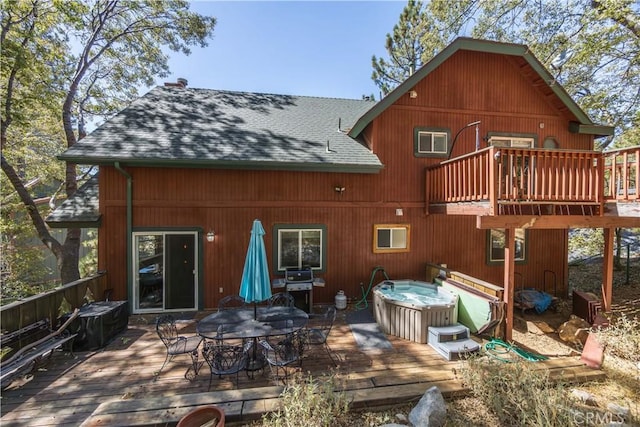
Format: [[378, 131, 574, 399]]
[[272, 267, 324, 313]]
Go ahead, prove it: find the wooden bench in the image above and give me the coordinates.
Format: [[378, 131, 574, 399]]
[[0, 308, 79, 389]]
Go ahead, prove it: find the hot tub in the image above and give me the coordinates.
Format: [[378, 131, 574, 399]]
[[373, 280, 458, 343]]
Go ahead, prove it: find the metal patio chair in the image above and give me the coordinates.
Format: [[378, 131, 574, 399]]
[[259, 332, 300, 385], [299, 305, 337, 366], [155, 314, 203, 380], [218, 295, 247, 311], [267, 292, 295, 308], [202, 340, 248, 390]]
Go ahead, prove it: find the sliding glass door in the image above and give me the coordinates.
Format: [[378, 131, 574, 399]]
[[133, 231, 198, 313]]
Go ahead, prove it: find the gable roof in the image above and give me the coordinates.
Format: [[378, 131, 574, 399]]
[[45, 174, 100, 228], [349, 37, 614, 139], [59, 89, 382, 174]]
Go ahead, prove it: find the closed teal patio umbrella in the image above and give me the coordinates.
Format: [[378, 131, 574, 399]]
[[239, 219, 272, 319]]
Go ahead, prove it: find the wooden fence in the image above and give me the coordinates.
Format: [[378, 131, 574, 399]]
[[0, 273, 108, 333]]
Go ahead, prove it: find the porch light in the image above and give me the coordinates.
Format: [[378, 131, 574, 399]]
[[206, 231, 215, 242]]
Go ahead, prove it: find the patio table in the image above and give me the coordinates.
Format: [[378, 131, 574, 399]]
[[197, 306, 308, 374]]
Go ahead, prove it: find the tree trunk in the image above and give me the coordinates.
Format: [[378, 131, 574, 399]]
[[1, 154, 79, 281], [60, 228, 81, 284], [614, 228, 622, 269]]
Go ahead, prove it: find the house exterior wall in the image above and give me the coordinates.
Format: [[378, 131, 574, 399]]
[[98, 49, 595, 309]]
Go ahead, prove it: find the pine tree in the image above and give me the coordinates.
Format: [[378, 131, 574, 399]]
[[371, 0, 447, 96]]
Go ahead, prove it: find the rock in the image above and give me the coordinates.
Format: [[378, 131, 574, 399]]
[[558, 315, 591, 347], [408, 386, 447, 427], [532, 321, 555, 334], [526, 321, 545, 335], [395, 413, 408, 423], [570, 388, 596, 405], [606, 402, 630, 418]]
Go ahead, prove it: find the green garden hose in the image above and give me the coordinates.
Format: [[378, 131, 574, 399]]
[[355, 266, 390, 310], [483, 338, 549, 363]]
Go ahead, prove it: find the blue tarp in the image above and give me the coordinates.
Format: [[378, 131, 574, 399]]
[[515, 289, 553, 313]]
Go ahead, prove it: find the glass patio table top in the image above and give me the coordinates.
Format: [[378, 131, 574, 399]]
[[196, 306, 309, 340]]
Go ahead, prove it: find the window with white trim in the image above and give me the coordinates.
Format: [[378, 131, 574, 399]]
[[274, 225, 325, 271], [373, 224, 410, 253], [414, 127, 450, 157]]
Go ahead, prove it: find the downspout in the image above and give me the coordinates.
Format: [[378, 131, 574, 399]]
[[114, 162, 133, 303]]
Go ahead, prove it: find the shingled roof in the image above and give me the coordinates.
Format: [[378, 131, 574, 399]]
[[59, 88, 383, 174], [45, 174, 100, 228]]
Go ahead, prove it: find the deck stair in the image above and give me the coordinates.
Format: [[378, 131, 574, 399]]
[[428, 323, 480, 361]]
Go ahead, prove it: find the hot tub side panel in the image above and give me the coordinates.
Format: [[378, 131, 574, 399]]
[[390, 304, 425, 343], [374, 288, 458, 344], [373, 292, 388, 334]]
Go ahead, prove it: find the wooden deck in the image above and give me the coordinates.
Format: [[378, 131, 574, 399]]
[[0, 307, 604, 426]]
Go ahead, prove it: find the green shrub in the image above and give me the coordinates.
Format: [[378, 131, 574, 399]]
[[261, 372, 351, 427]]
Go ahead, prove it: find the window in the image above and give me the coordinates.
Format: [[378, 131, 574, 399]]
[[487, 134, 536, 148], [373, 224, 410, 253], [414, 127, 450, 157], [487, 228, 527, 264], [274, 224, 326, 272]]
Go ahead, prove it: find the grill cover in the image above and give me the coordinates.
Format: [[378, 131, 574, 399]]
[[67, 301, 129, 351]]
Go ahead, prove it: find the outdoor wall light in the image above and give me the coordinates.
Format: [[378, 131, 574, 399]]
[[206, 231, 216, 242], [409, 90, 418, 98], [334, 186, 345, 194]]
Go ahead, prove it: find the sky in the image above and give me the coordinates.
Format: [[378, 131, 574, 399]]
[[155, 1, 409, 100]]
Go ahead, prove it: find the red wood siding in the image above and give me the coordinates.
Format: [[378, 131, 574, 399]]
[[97, 49, 594, 308], [99, 165, 569, 309]]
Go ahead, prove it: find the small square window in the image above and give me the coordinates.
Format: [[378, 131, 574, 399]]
[[418, 131, 448, 154], [418, 132, 447, 153], [373, 224, 410, 253], [414, 127, 450, 158]]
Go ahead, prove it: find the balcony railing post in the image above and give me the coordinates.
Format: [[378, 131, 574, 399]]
[[598, 153, 605, 215], [489, 146, 497, 215]]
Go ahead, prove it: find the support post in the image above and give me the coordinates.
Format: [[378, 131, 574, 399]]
[[602, 228, 614, 311], [502, 228, 515, 341]]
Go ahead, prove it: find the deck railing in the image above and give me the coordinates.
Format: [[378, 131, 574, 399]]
[[425, 146, 605, 214], [603, 146, 639, 202], [0, 273, 108, 333]]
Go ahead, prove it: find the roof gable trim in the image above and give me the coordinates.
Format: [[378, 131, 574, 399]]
[[349, 37, 597, 139]]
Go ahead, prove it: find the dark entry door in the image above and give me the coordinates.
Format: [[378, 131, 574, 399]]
[[165, 234, 196, 310]]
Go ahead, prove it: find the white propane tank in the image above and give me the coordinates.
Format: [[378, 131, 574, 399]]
[[335, 290, 347, 310]]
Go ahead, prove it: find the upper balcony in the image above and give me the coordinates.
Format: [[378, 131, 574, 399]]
[[425, 145, 639, 219]]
